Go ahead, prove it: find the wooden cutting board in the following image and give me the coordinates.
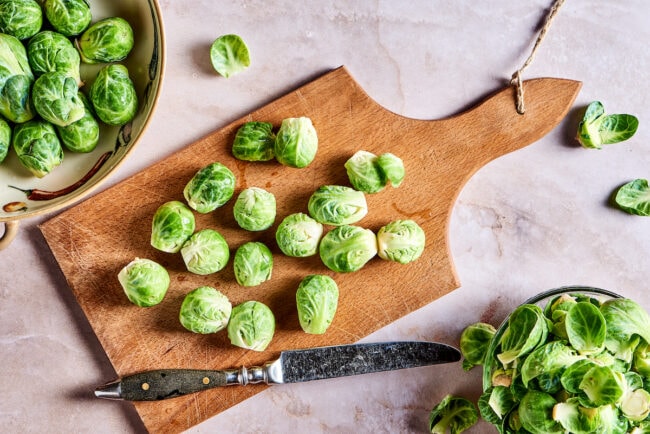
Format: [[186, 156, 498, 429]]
[[39, 66, 580, 433]]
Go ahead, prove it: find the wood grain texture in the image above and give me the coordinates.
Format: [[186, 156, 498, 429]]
[[39, 67, 580, 433]]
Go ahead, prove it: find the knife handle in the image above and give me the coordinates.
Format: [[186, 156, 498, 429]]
[[96, 363, 279, 401]]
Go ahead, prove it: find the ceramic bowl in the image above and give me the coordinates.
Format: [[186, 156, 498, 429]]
[[0, 0, 165, 249]]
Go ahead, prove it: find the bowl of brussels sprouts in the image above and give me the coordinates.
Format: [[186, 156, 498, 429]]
[[477, 286, 650, 433], [0, 0, 164, 249]]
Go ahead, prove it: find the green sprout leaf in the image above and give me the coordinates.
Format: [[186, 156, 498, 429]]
[[577, 101, 638, 149], [428, 395, 478, 434], [210, 34, 250, 78], [615, 179, 650, 216]]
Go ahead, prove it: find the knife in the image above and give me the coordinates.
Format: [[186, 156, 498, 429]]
[[94, 341, 460, 401]]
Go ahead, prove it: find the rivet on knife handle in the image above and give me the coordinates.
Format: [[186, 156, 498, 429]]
[[95, 362, 282, 401]]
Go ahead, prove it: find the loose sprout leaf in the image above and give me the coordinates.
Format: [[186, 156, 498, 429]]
[[578, 365, 625, 406], [377, 152, 405, 187], [577, 101, 638, 149], [518, 391, 563, 434], [210, 34, 250, 78], [520, 341, 583, 388], [497, 304, 548, 365], [565, 302, 606, 355], [615, 179, 650, 216], [460, 322, 496, 370], [428, 395, 478, 434], [601, 298, 650, 351], [599, 114, 639, 144]]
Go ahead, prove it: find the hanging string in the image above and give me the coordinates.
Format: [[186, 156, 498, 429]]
[[511, 0, 566, 114]]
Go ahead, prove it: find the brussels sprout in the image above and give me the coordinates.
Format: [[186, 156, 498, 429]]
[[428, 395, 479, 434], [180, 229, 229, 275], [307, 185, 368, 226], [209, 34, 250, 78], [233, 241, 273, 286], [89, 64, 138, 126], [179, 286, 232, 334], [231, 121, 275, 161], [459, 322, 496, 371], [577, 101, 638, 149], [620, 388, 650, 422], [275, 212, 323, 257], [12, 120, 63, 177], [76, 17, 134, 63], [227, 300, 275, 351], [183, 162, 236, 213], [0, 117, 10, 163], [117, 258, 170, 307], [151, 201, 196, 253], [344, 150, 386, 194], [615, 179, 650, 216], [44, 0, 92, 36], [376, 219, 425, 264], [0, 0, 42, 40], [0, 33, 35, 123], [497, 304, 548, 365], [56, 92, 99, 153], [319, 225, 377, 273], [27, 31, 82, 86], [295, 275, 339, 334], [233, 187, 276, 231], [274, 117, 318, 168], [32, 71, 85, 127], [376, 152, 405, 187]]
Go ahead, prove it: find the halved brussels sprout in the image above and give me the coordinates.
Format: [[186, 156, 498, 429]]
[[0, 118, 10, 163], [275, 212, 323, 257], [233, 187, 276, 231], [319, 225, 377, 273], [296, 275, 339, 335], [32, 71, 85, 127], [210, 34, 250, 78], [56, 92, 100, 153], [376, 219, 425, 264], [376, 152, 405, 187], [233, 241, 273, 287], [308, 185, 368, 226], [0, 33, 35, 123], [183, 162, 236, 213], [180, 229, 230, 275], [274, 117, 318, 168], [27, 31, 82, 86], [151, 201, 196, 253], [12, 120, 63, 177], [89, 64, 138, 126], [44, 0, 92, 36], [76, 16, 134, 63], [117, 258, 170, 307], [179, 286, 232, 334], [232, 121, 275, 161], [0, 0, 42, 40], [227, 300, 275, 351]]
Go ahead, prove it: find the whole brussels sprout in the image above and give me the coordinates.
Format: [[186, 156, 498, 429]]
[[296, 275, 339, 335], [233, 241, 273, 287], [274, 117, 318, 168], [376, 219, 425, 264], [44, 0, 92, 37], [233, 187, 276, 231], [117, 257, 170, 307], [183, 162, 236, 213], [32, 71, 85, 127], [151, 201, 196, 253], [12, 120, 63, 177], [0, 0, 43, 40], [76, 17, 134, 64], [180, 229, 230, 275], [27, 31, 82, 86], [89, 64, 138, 126], [319, 225, 377, 273], [179, 286, 232, 334], [0, 33, 35, 123], [308, 185, 368, 226], [232, 121, 275, 161], [227, 300, 275, 351], [275, 212, 323, 257], [56, 92, 99, 153], [0, 118, 10, 163]]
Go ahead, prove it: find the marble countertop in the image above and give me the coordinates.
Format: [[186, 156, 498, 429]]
[[3, 1, 650, 433]]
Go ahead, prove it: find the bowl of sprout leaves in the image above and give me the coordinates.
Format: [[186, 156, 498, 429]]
[[464, 286, 650, 434], [0, 0, 164, 249]]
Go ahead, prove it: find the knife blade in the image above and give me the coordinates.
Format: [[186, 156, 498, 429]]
[[94, 341, 460, 401]]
